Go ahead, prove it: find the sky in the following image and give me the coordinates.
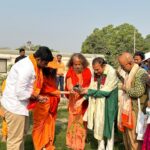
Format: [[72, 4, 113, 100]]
[[0, 0, 150, 53]]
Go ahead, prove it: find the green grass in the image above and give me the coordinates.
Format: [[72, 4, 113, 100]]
[[0, 108, 125, 150], [57, 108, 68, 119]]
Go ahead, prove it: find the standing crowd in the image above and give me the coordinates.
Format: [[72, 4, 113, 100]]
[[0, 46, 150, 150]]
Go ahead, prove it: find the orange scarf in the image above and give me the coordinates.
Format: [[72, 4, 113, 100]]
[[29, 54, 43, 97], [65, 67, 91, 115], [27, 54, 43, 110], [1, 80, 6, 94]]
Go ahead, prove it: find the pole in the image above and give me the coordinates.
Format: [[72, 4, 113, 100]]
[[134, 30, 136, 53]]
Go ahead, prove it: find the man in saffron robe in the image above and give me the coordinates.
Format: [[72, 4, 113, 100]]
[[32, 59, 61, 150], [0, 46, 53, 150], [65, 53, 92, 150]]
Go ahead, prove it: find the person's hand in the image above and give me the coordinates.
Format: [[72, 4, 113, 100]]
[[74, 91, 80, 99], [60, 91, 70, 95], [51, 90, 61, 98], [38, 95, 49, 103], [75, 97, 85, 108], [69, 88, 81, 99], [70, 89, 75, 94], [53, 90, 61, 95], [80, 88, 88, 94]]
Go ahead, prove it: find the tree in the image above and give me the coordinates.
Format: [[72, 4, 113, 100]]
[[81, 23, 146, 67], [144, 34, 150, 52]]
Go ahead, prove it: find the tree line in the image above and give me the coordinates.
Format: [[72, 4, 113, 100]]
[[81, 23, 150, 66]]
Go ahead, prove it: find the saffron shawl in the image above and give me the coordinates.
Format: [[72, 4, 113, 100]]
[[65, 67, 91, 115], [29, 54, 43, 97], [27, 54, 43, 109]]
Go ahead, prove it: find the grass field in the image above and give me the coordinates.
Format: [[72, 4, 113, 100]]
[[0, 103, 125, 150]]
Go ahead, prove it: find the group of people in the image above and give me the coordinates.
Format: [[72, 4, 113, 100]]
[[0, 46, 150, 150]]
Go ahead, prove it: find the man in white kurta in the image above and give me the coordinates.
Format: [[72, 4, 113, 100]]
[[81, 57, 118, 150], [0, 46, 53, 150]]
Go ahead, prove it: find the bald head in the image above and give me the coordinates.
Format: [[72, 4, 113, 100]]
[[118, 52, 134, 63], [118, 52, 134, 72]]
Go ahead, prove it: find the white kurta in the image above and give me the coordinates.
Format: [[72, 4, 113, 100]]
[[1, 57, 35, 116], [84, 64, 118, 140]]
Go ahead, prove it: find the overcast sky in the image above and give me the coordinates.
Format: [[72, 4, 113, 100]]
[[0, 0, 149, 52]]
